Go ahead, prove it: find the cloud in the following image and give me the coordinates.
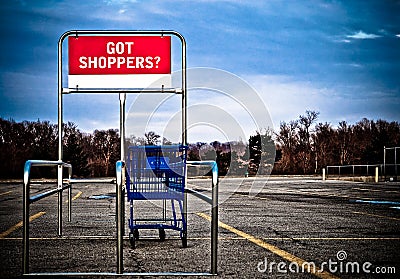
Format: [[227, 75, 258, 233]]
[[396, 34, 400, 38], [244, 75, 334, 126], [245, 74, 400, 129], [346, 31, 381, 40], [104, 0, 137, 4], [336, 39, 351, 43]]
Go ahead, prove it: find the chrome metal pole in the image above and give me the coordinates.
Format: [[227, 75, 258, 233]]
[[395, 147, 398, 178], [23, 161, 31, 274], [119, 93, 126, 237], [116, 161, 124, 274], [58, 165, 63, 237], [68, 185, 72, 222], [119, 93, 126, 162], [181, 34, 187, 146], [58, 30, 63, 163], [179, 33, 188, 251], [383, 146, 386, 180], [57, 29, 64, 238], [187, 161, 218, 275], [211, 161, 219, 275], [68, 166, 72, 222]]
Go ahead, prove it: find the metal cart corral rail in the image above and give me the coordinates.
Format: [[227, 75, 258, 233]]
[[126, 145, 188, 248]]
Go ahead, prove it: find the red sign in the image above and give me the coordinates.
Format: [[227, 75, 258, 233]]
[[68, 36, 171, 75]]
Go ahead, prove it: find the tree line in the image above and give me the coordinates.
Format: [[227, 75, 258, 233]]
[[0, 119, 120, 178], [0, 117, 275, 178], [1, 114, 399, 178], [274, 111, 400, 174]]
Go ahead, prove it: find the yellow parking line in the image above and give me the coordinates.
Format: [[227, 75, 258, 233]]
[[65, 191, 83, 203], [72, 191, 82, 200], [269, 237, 400, 241], [0, 191, 12, 197], [0, 212, 46, 238], [197, 212, 339, 279], [352, 211, 400, 221]]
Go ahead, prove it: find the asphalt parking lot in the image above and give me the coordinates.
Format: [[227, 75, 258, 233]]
[[0, 176, 399, 278]]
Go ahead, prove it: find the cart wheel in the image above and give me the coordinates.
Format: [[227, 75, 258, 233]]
[[159, 228, 166, 241], [133, 229, 139, 240], [129, 232, 135, 249], [181, 231, 187, 248]]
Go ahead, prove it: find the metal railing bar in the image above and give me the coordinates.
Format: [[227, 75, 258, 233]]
[[63, 88, 182, 94], [134, 218, 183, 222], [30, 184, 71, 203], [327, 164, 380, 169], [67, 178, 116, 184], [187, 161, 219, 187], [23, 159, 72, 275], [185, 188, 212, 204], [24, 160, 72, 167]]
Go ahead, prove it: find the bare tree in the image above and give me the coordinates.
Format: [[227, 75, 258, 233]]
[[298, 110, 319, 173], [90, 129, 120, 177], [276, 120, 299, 173], [63, 122, 90, 177], [144, 131, 160, 145], [313, 122, 336, 173], [337, 121, 352, 165]]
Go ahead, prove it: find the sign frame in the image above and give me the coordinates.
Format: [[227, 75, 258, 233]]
[[67, 35, 173, 89], [59, 31, 191, 274]]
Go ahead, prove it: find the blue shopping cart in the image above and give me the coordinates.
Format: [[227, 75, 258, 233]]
[[126, 145, 188, 248]]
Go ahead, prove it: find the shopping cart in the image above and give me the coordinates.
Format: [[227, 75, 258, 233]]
[[126, 145, 188, 248]]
